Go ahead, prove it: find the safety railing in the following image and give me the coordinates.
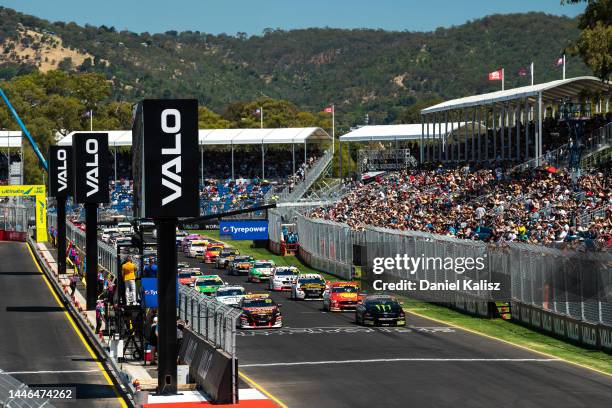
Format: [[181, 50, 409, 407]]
[[177, 286, 241, 357], [0, 203, 33, 232], [48, 212, 118, 277], [278, 149, 333, 202]]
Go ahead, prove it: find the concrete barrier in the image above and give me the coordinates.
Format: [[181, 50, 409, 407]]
[[178, 328, 237, 404]]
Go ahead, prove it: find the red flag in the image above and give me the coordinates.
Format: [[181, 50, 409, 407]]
[[323, 106, 334, 113], [555, 57, 564, 66], [488, 69, 503, 81], [518, 67, 528, 77]]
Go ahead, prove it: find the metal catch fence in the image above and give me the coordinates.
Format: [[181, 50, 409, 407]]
[[178, 285, 241, 356]]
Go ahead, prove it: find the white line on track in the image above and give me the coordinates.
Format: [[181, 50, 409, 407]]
[[2, 369, 100, 375], [241, 358, 561, 368]]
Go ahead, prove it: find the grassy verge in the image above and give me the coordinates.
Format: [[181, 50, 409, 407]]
[[399, 297, 612, 375], [192, 229, 612, 376]]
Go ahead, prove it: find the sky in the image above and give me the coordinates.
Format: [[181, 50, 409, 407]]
[[0, 0, 585, 36]]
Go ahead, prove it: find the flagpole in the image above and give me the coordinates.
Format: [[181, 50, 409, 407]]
[[260, 106, 263, 129], [502, 68, 505, 91], [332, 104, 335, 155], [530, 62, 534, 86], [562, 54, 566, 80], [90, 109, 93, 131]]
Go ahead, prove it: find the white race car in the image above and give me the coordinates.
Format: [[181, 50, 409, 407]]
[[290, 273, 326, 300], [268, 266, 299, 291], [215, 285, 246, 307]]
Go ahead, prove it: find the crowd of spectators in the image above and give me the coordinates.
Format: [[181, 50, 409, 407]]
[[310, 164, 611, 250], [200, 148, 322, 180]]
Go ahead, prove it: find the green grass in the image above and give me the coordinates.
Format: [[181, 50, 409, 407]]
[[399, 297, 612, 375], [191, 229, 612, 376]]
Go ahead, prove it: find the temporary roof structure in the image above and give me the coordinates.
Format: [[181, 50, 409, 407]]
[[57, 127, 331, 147], [421, 76, 609, 114], [339, 123, 474, 142], [0, 131, 22, 148]]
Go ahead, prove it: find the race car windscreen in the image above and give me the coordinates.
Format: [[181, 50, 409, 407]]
[[299, 277, 325, 285], [197, 279, 222, 286], [254, 262, 272, 268], [217, 288, 245, 296], [366, 299, 402, 312], [275, 269, 298, 276], [332, 286, 358, 293], [178, 272, 193, 279], [243, 298, 275, 308]]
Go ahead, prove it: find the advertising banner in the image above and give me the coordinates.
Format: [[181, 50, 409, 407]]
[[73, 133, 110, 204], [48, 146, 73, 198], [141, 277, 158, 308], [219, 220, 269, 240], [132, 99, 199, 218]]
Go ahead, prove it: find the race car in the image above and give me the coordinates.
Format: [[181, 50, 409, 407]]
[[194, 275, 225, 295], [228, 256, 254, 276], [215, 285, 246, 307], [248, 260, 276, 282], [202, 244, 225, 263], [238, 294, 282, 329], [268, 266, 300, 291], [186, 240, 208, 258], [178, 268, 200, 286], [355, 294, 406, 327], [215, 249, 240, 269], [290, 273, 326, 300], [323, 281, 364, 311]]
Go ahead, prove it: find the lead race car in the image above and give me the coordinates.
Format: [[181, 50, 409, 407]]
[[268, 266, 300, 291], [238, 294, 283, 329], [291, 273, 327, 300], [323, 281, 364, 311], [355, 294, 406, 327]]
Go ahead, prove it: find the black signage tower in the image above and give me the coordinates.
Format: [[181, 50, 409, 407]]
[[72, 133, 110, 310], [132, 99, 199, 394], [48, 146, 74, 276]]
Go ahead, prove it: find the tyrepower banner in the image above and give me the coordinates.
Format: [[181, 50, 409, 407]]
[[219, 220, 269, 240]]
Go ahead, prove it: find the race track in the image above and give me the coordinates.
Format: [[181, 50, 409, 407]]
[[0, 242, 125, 407], [187, 251, 612, 408]]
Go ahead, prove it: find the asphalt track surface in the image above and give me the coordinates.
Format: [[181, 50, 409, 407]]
[[0, 242, 124, 407], [182, 250, 612, 408]]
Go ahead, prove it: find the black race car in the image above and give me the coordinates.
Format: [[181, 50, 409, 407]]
[[355, 295, 406, 327]]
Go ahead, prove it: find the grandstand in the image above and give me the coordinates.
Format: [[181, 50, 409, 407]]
[[419, 76, 609, 164], [307, 76, 611, 251]]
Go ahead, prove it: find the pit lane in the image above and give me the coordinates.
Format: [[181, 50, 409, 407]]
[[181, 247, 612, 408], [0, 242, 124, 407]]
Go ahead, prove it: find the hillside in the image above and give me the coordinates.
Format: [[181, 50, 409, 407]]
[[0, 7, 590, 128]]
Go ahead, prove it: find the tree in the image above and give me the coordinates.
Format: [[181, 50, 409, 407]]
[[563, 0, 611, 80]]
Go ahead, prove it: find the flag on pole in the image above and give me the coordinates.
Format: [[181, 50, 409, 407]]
[[488, 69, 503, 81], [518, 67, 529, 77], [323, 106, 334, 113], [555, 57, 564, 66], [253, 108, 261, 115]]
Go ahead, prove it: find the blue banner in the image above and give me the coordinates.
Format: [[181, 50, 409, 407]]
[[140, 277, 179, 308], [141, 277, 158, 308], [219, 220, 269, 240]]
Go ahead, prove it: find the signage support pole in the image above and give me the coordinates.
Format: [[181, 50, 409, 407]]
[[57, 197, 66, 276], [156, 217, 178, 394], [85, 202, 98, 310]]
